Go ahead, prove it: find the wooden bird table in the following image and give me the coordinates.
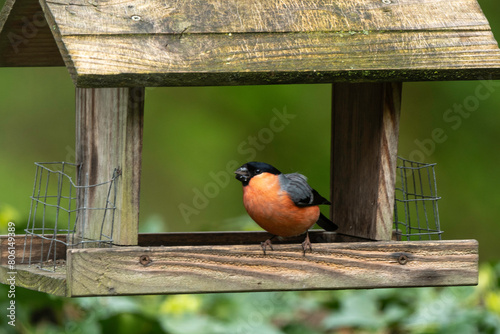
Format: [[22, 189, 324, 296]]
[[1, 0, 499, 296]]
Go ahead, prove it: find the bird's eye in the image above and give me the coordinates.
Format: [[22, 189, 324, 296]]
[[255, 169, 262, 174]]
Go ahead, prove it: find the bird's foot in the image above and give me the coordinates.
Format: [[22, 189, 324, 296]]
[[261, 238, 274, 255], [301, 232, 312, 256]]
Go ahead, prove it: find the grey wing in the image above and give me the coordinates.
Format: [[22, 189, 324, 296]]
[[280, 173, 330, 207]]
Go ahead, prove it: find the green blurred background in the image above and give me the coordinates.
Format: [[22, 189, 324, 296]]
[[1, 0, 499, 332]]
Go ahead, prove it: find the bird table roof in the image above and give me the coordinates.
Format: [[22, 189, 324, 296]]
[[1, 0, 500, 87]]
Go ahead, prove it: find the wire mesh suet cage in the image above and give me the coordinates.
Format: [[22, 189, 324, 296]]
[[22, 162, 120, 271], [393, 157, 443, 241]]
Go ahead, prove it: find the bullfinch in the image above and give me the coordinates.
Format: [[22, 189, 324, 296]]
[[234, 161, 338, 254]]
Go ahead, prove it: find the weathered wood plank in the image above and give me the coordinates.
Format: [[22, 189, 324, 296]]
[[0, 234, 67, 266], [66, 240, 478, 296], [40, 0, 491, 35], [44, 31, 500, 87], [331, 83, 401, 241], [75, 88, 144, 246], [0, 0, 63, 66], [0, 264, 67, 296], [35, 0, 500, 86], [0, 235, 479, 296]]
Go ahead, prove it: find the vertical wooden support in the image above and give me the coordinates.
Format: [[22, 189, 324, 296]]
[[75, 87, 144, 246], [331, 83, 401, 241]]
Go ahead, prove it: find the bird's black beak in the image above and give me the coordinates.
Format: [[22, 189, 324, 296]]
[[234, 166, 249, 183]]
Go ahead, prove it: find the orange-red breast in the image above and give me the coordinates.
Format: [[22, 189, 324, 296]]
[[234, 161, 337, 254]]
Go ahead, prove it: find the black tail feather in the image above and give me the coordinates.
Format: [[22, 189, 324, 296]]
[[316, 212, 338, 231]]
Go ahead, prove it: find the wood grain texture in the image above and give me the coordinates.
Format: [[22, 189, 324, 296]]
[[0, 234, 67, 265], [331, 83, 401, 241], [36, 0, 500, 86], [66, 240, 478, 296], [40, 0, 493, 35], [379, 83, 402, 238], [0, 264, 67, 296], [0, 233, 478, 296], [0, 0, 63, 66], [75, 88, 144, 246]]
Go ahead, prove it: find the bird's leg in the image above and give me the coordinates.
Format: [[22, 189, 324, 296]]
[[261, 235, 276, 255], [301, 231, 312, 255]]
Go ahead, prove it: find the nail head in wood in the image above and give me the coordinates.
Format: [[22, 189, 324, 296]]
[[397, 254, 409, 265], [139, 255, 151, 266]]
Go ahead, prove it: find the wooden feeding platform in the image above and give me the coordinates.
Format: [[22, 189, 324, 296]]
[[1, 0, 499, 297], [0, 233, 479, 296]]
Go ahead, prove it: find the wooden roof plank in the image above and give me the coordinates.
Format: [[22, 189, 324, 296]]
[[43, 0, 492, 35], [1, 0, 498, 85], [60, 30, 500, 86]]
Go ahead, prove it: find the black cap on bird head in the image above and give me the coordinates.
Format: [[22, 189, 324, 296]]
[[234, 162, 281, 186]]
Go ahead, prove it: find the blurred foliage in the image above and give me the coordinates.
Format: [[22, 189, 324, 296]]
[[1, 0, 500, 332], [1, 263, 499, 334]]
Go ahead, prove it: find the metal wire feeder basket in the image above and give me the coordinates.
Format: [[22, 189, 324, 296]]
[[393, 157, 443, 241], [22, 162, 120, 272]]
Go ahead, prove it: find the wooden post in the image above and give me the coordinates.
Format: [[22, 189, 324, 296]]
[[331, 83, 401, 241], [75, 87, 144, 246]]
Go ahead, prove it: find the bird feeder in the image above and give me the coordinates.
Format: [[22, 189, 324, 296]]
[[1, 0, 499, 297]]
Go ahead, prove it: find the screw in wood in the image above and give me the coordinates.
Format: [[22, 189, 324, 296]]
[[397, 254, 409, 265], [140, 255, 152, 266]]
